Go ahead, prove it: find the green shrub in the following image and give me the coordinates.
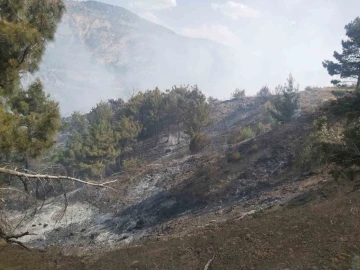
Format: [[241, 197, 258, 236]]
[[174, 147, 190, 159], [242, 127, 255, 139], [231, 88, 246, 99], [257, 122, 270, 135], [227, 151, 241, 162], [331, 89, 347, 98], [251, 144, 258, 152], [189, 133, 211, 153], [122, 158, 140, 169], [268, 74, 300, 123], [228, 126, 255, 144], [257, 85, 271, 98]]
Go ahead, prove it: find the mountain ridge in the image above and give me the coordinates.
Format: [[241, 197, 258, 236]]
[[37, 0, 238, 114]]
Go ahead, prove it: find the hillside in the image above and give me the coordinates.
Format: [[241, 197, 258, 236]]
[[4, 88, 360, 269], [36, 0, 237, 114]]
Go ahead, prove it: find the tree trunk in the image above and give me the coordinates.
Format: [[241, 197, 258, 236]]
[[177, 123, 180, 144], [167, 124, 170, 143]]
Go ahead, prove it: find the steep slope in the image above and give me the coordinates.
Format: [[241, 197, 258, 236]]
[[37, 0, 237, 114], [3, 90, 360, 270]]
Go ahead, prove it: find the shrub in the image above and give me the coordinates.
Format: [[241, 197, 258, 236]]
[[122, 158, 140, 169], [251, 144, 258, 152], [331, 89, 347, 98], [257, 85, 271, 98], [228, 126, 255, 144], [231, 88, 246, 100], [227, 151, 241, 162], [242, 127, 255, 139], [305, 86, 314, 91], [257, 122, 270, 135], [268, 74, 300, 123], [189, 133, 211, 153]]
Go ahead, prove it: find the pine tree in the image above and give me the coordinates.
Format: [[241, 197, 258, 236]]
[[269, 74, 300, 123], [0, 0, 65, 164], [182, 86, 210, 138], [0, 0, 65, 95], [323, 17, 360, 90], [9, 79, 60, 163]]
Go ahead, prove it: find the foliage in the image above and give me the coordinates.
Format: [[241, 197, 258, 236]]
[[0, 0, 64, 165], [0, 0, 65, 95], [181, 86, 211, 138], [207, 96, 219, 105], [331, 89, 347, 98], [251, 144, 258, 153], [228, 126, 255, 144], [302, 94, 360, 180], [268, 74, 300, 123], [231, 88, 246, 99], [122, 158, 140, 169], [56, 85, 211, 178], [257, 122, 271, 135], [242, 126, 255, 139], [227, 151, 241, 163], [323, 17, 360, 91], [301, 116, 344, 169], [189, 133, 211, 153], [257, 85, 271, 98], [305, 86, 315, 91]]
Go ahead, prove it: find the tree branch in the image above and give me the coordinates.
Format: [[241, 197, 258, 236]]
[[0, 167, 117, 188]]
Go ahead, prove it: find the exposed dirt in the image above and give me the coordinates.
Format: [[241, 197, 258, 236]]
[[2, 88, 351, 270], [1, 179, 360, 270]]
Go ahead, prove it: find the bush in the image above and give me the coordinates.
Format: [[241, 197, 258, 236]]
[[251, 144, 258, 152], [257, 85, 271, 98], [231, 88, 246, 99], [227, 151, 241, 162], [331, 89, 347, 98], [228, 126, 255, 144], [189, 133, 211, 153], [257, 122, 271, 135], [122, 158, 140, 169], [242, 127, 255, 139], [268, 74, 300, 123], [305, 86, 314, 91]]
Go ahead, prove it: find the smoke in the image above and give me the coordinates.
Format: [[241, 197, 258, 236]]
[[36, 2, 245, 115]]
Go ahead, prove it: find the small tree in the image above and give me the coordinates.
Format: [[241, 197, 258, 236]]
[[256, 85, 271, 98], [182, 86, 210, 138], [268, 74, 300, 123], [231, 88, 246, 99], [323, 17, 360, 91]]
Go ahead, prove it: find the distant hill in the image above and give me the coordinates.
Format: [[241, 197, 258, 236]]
[[37, 0, 237, 114]]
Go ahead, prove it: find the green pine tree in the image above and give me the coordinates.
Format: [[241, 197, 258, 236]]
[[268, 74, 300, 123], [0, 0, 65, 165], [323, 17, 360, 90]]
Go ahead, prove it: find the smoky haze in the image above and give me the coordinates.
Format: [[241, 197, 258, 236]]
[[35, 0, 244, 115], [37, 0, 360, 115]]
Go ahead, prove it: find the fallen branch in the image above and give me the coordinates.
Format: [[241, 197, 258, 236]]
[[204, 254, 215, 270], [0, 230, 36, 251], [0, 167, 117, 188]]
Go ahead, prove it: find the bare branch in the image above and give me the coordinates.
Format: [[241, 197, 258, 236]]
[[0, 167, 117, 188]]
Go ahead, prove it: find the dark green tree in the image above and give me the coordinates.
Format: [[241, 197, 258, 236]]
[[0, 0, 65, 164], [257, 85, 271, 98], [0, 0, 65, 95], [9, 79, 60, 164], [323, 17, 360, 90], [231, 88, 246, 100], [182, 85, 210, 138]]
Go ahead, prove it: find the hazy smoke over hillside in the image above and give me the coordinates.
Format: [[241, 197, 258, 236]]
[[36, 1, 242, 115]]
